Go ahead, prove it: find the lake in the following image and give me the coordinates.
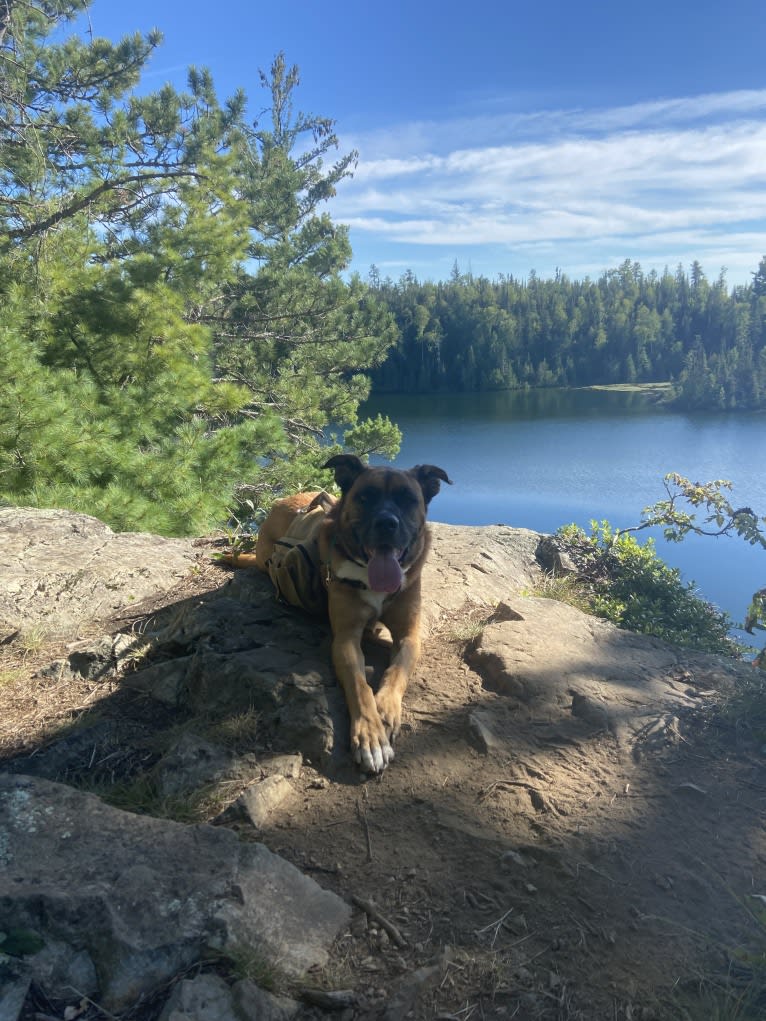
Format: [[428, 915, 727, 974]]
[[363, 388, 766, 651]]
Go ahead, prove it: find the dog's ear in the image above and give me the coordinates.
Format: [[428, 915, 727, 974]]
[[323, 454, 367, 494], [410, 464, 452, 505]]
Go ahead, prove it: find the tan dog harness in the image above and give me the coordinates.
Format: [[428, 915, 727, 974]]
[[265, 492, 335, 615]]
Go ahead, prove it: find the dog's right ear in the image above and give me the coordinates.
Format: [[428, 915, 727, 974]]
[[323, 454, 367, 494], [410, 464, 452, 505]]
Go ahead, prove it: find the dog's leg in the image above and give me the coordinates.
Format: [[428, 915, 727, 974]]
[[364, 621, 393, 647], [329, 600, 394, 773], [375, 582, 422, 740]]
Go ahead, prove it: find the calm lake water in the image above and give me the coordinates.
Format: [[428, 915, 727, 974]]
[[363, 389, 766, 649]]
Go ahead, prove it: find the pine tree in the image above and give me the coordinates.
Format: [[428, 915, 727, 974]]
[[0, 9, 399, 533], [209, 54, 400, 501]]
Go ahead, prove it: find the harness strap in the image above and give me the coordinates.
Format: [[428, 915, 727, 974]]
[[323, 532, 369, 589], [273, 539, 317, 576]]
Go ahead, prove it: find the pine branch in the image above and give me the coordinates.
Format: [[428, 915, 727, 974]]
[[5, 169, 200, 240]]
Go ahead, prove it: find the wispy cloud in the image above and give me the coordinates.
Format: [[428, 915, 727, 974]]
[[337, 90, 766, 283], [141, 63, 191, 79]]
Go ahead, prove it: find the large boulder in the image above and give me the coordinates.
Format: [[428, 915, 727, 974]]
[[467, 595, 742, 756], [422, 522, 542, 627], [0, 507, 198, 638], [0, 773, 350, 1010]]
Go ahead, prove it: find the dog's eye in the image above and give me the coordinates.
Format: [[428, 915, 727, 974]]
[[394, 489, 418, 507], [356, 487, 377, 505]]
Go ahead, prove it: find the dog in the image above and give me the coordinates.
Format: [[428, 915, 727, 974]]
[[253, 455, 451, 772]]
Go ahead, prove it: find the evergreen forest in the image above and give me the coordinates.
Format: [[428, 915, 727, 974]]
[[367, 260, 766, 410]]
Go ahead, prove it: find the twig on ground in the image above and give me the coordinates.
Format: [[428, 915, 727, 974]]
[[352, 894, 408, 947], [356, 796, 373, 862], [299, 987, 357, 1009], [474, 906, 514, 947]]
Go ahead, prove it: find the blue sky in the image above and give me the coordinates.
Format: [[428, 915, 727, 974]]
[[80, 0, 766, 285]]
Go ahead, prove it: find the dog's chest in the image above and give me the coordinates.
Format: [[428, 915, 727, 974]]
[[334, 559, 406, 616]]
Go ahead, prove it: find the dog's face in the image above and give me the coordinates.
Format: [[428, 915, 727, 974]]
[[323, 455, 452, 592]]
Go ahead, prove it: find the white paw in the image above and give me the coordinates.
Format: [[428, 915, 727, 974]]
[[355, 740, 395, 773]]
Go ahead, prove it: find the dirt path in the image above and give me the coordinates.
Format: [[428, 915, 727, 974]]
[[261, 629, 766, 1020]]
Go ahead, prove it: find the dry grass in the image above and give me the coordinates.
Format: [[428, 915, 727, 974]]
[[445, 609, 496, 647], [0, 646, 119, 758], [527, 571, 592, 614], [15, 622, 51, 656], [208, 708, 263, 753], [91, 773, 242, 823]]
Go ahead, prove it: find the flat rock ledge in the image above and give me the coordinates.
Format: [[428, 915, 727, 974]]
[[0, 507, 198, 639], [0, 773, 350, 1011]]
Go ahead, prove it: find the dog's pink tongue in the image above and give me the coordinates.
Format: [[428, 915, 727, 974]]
[[367, 551, 403, 593]]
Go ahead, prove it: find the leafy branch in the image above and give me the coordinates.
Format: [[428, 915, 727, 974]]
[[627, 473, 766, 662], [623, 473, 766, 549]]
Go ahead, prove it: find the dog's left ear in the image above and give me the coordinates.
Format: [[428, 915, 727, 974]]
[[410, 464, 452, 505], [323, 454, 367, 494]]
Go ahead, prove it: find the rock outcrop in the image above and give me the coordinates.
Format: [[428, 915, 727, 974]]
[[0, 506, 198, 639], [0, 773, 350, 1009], [0, 508, 757, 1020]]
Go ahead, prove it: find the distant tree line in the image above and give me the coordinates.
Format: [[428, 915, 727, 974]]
[[367, 258, 766, 410]]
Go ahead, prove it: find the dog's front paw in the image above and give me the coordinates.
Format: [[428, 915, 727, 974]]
[[351, 712, 394, 773], [375, 685, 403, 741]]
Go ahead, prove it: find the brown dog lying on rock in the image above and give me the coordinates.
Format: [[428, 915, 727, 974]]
[[252, 455, 451, 772]]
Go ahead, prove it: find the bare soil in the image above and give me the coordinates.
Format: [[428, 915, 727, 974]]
[[3, 547, 766, 1021]]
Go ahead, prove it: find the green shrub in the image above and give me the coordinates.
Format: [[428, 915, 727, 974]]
[[555, 521, 739, 656]]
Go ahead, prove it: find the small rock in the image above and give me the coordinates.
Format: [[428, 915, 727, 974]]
[[153, 732, 249, 797], [0, 957, 31, 1021], [37, 635, 116, 682], [264, 754, 303, 779], [535, 535, 578, 576], [28, 939, 98, 1000], [232, 978, 300, 1020], [237, 775, 294, 829], [501, 849, 528, 868], [158, 973, 238, 1021], [382, 947, 453, 1021]]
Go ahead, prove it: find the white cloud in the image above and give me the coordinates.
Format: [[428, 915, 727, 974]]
[[338, 89, 766, 283]]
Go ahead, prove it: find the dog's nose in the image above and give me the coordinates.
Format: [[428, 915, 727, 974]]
[[374, 511, 399, 536]]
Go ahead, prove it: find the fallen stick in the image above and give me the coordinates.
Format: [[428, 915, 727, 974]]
[[299, 987, 357, 1010], [352, 894, 408, 947], [356, 797, 373, 863]]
